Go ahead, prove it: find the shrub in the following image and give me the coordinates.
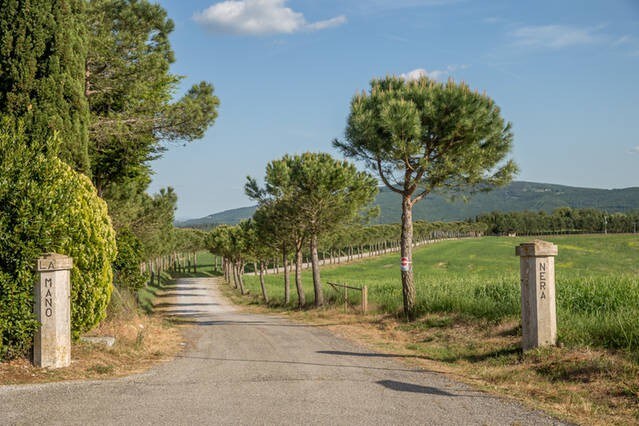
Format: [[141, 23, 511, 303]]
[[0, 123, 116, 359], [113, 229, 148, 291]]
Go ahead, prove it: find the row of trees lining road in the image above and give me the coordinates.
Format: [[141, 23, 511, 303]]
[[0, 0, 218, 359], [333, 76, 517, 320], [206, 219, 487, 308], [245, 153, 379, 307], [477, 208, 639, 235]]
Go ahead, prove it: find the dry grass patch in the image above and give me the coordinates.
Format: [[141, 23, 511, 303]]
[[0, 301, 183, 386]]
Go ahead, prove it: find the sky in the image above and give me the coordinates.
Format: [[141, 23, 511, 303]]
[[147, 0, 639, 220]]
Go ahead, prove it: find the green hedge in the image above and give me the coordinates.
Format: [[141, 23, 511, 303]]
[[113, 229, 148, 291], [0, 124, 116, 359]]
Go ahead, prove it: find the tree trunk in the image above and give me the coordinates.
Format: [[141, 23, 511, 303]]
[[193, 252, 197, 273], [259, 261, 269, 303], [401, 194, 416, 321], [231, 261, 239, 289], [236, 262, 245, 294], [282, 245, 290, 304], [310, 234, 323, 307], [294, 244, 305, 308]]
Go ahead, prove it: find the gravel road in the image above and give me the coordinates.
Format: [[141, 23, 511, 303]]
[[0, 277, 565, 425]]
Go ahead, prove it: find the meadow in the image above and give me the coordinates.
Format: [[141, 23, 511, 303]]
[[242, 234, 639, 353]]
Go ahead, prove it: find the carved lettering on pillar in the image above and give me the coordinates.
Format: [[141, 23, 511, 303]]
[[44, 277, 54, 317], [539, 262, 546, 300]]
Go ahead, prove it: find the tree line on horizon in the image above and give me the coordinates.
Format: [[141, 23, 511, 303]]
[[477, 208, 639, 235]]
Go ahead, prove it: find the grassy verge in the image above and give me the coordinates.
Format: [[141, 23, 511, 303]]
[[231, 234, 639, 425]]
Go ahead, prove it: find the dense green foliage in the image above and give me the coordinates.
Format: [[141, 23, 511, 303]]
[[113, 230, 147, 290], [477, 208, 639, 235], [0, 125, 116, 359], [243, 235, 639, 353], [0, 0, 90, 172]]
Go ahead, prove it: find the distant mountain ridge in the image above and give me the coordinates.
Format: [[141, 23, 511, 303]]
[[177, 181, 639, 228]]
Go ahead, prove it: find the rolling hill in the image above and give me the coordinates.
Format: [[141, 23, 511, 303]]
[[177, 181, 639, 228]]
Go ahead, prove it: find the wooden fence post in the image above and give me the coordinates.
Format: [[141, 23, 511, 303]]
[[361, 285, 368, 313]]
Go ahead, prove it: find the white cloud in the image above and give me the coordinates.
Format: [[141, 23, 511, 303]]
[[194, 0, 346, 35], [631, 146, 639, 154], [400, 65, 466, 81], [613, 35, 632, 46], [306, 15, 347, 31], [511, 25, 602, 49], [401, 69, 445, 81]]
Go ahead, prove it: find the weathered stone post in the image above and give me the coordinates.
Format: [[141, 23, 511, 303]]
[[516, 240, 558, 351], [34, 253, 73, 368]]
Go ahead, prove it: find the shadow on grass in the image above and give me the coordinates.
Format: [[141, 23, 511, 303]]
[[317, 347, 522, 364], [318, 350, 418, 359], [431, 346, 522, 364]]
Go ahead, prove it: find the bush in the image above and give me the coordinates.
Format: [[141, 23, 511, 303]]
[[0, 123, 116, 359], [113, 229, 148, 291]]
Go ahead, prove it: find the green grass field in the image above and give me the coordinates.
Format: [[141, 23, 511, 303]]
[[242, 235, 639, 353]]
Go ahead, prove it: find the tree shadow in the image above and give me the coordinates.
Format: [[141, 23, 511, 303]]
[[435, 346, 522, 364], [377, 380, 457, 396], [170, 319, 333, 327], [155, 293, 208, 298], [160, 286, 210, 292], [318, 350, 418, 359], [153, 302, 219, 309], [175, 355, 423, 373]]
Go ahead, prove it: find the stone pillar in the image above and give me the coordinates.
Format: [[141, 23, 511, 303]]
[[516, 240, 558, 351], [34, 253, 73, 368]]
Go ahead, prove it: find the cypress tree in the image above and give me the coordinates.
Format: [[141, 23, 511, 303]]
[[0, 0, 90, 173]]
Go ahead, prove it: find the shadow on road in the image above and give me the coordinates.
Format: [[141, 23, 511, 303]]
[[160, 286, 210, 292], [155, 293, 209, 298], [377, 380, 457, 396], [169, 319, 329, 327], [154, 302, 220, 308], [175, 354, 424, 373]]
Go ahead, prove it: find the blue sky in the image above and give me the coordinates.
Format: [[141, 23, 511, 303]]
[[148, 0, 639, 219]]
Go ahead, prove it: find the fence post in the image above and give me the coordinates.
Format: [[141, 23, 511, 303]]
[[361, 285, 368, 314], [34, 253, 73, 368], [516, 240, 558, 351]]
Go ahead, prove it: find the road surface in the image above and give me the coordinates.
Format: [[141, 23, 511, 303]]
[[0, 277, 564, 425]]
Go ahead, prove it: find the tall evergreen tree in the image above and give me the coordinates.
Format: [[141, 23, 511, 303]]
[[0, 0, 90, 173]]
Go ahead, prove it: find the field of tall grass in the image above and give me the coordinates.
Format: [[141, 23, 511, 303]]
[[242, 235, 639, 353]]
